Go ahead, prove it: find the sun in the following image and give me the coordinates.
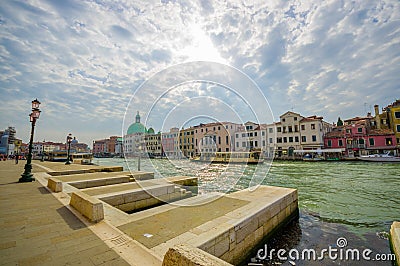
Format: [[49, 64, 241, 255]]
[[180, 24, 228, 64]]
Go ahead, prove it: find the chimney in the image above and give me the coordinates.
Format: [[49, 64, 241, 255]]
[[374, 105, 379, 116], [374, 104, 381, 129]]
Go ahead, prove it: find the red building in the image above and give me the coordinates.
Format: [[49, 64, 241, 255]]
[[324, 116, 397, 157]]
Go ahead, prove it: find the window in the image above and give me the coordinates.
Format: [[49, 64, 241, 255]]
[[301, 125, 305, 130], [369, 138, 375, 146], [327, 140, 332, 147], [254, 132, 258, 136], [295, 136, 299, 142], [277, 127, 282, 132], [236, 134, 239, 138], [226, 135, 229, 145], [295, 125, 299, 132], [282, 118, 286, 122], [283, 126, 286, 133], [357, 128, 362, 133], [242, 142, 246, 147], [218, 126, 220, 130], [262, 131, 265, 136], [288, 126, 293, 132], [269, 138, 273, 143], [283, 137, 287, 143], [254, 141, 258, 147], [289, 137, 293, 142], [395, 112, 400, 119], [338, 139, 343, 146], [269, 128, 273, 133], [263, 140, 266, 146], [386, 138, 393, 146], [359, 139, 365, 144], [301, 136, 307, 142], [312, 135, 317, 142], [218, 136, 221, 144], [397, 125, 400, 132], [249, 133, 253, 137], [236, 142, 239, 147], [311, 124, 316, 130], [242, 133, 245, 137], [277, 137, 282, 143]]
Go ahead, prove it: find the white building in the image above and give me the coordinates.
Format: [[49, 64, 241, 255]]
[[234, 122, 267, 151], [274, 111, 333, 157]]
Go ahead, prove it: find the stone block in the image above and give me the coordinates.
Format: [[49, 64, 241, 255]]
[[117, 202, 136, 212], [235, 218, 258, 244], [390, 221, 400, 266], [47, 178, 63, 192], [214, 236, 230, 257], [101, 195, 124, 206], [70, 191, 104, 223], [162, 244, 232, 266]]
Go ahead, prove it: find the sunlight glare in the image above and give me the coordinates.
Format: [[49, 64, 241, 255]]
[[180, 24, 228, 64]]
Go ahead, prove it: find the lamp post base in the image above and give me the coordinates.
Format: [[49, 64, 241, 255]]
[[65, 161, 71, 165], [19, 173, 35, 182]]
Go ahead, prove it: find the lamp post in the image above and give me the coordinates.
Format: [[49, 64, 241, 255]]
[[65, 134, 72, 165], [138, 145, 141, 171], [41, 139, 45, 162], [19, 99, 41, 183]]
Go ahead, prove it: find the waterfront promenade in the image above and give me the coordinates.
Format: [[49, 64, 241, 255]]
[[0, 160, 130, 265]]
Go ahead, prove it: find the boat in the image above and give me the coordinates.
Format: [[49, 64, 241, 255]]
[[190, 151, 264, 164], [303, 153, 324, 161], [358, 152, 400, 162]]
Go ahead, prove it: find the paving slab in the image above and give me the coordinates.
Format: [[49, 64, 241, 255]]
[[0, 160, 131, 266], [117, 196, 249, 249]]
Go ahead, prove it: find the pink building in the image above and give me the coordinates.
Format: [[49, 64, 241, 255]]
[[161, 127, 179, 158], [324, 116, 396, 157]]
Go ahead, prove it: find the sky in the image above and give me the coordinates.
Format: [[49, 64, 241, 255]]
[[0, 0, 399, 146]]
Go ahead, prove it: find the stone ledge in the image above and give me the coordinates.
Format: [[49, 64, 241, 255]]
[[70, 191, 104, 222], [47, 177, 63, 192], [390, 221, 400, 266], [162, 244, 233, 266]]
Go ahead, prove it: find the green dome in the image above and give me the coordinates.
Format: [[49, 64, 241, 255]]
[[127, 123, 147, 134], [147, 128, 155, 134]]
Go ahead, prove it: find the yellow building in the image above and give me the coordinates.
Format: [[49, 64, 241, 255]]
[[179, 127, 195, 158], [384, 100, 400, 148], [374, 100, 400, 150]]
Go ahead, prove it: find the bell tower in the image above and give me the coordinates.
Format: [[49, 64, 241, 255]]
[[135, 111, 140, 123]]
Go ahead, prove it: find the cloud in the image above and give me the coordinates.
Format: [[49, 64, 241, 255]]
[[0, 0, 399, 144]]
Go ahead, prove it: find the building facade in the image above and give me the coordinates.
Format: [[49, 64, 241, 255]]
[[193, 122, 241, 155], [162, 127, 179, 158], [273, 111, 333, 157]]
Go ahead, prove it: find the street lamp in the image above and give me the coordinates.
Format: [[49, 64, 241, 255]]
[[65, 134, 73, 165], [19, 99, 41, 183], [138, 145, 142, 171], [41, 139, 45, 162]]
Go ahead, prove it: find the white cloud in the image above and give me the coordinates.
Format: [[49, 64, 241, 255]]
[[0, 0, 399, 144]]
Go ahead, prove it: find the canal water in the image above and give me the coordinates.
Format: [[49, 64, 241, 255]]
[[94, 157, 400, 265]]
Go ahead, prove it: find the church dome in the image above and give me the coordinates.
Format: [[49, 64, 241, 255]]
[[127, 111, 147, 134], [127, 123, 146, 134], [147, 127, 155, 134]]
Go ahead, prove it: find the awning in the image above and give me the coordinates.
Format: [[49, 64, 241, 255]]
[[294, 148, 345, 153]]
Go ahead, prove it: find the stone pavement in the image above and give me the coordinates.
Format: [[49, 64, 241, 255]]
[[0, 160, 129, 266]]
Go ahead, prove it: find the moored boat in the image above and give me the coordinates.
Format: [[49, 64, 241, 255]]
[[190, 151, 264, 164], [358, 152, 400, 162]]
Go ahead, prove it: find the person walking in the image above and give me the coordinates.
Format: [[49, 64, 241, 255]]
[[15, 154, 18, 164]]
